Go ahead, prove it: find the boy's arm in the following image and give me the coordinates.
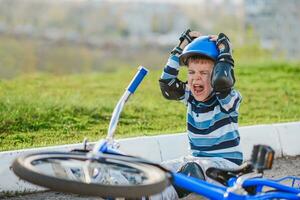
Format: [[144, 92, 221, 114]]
[[159, 55, 186, 101], [159, 29, 200, 101], [212, 33, 241, 112]]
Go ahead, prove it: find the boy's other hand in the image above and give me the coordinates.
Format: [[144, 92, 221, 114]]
[[209, 35, 218, 41], [171, 29, 202, 56], [215, 33, 234, 66], [179, 30, 202, 49]]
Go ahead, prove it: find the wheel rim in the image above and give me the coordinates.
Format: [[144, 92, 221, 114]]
[[13, 152, 170, 197]]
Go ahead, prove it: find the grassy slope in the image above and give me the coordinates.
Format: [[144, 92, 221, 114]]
[[0, 62, 300, 151]]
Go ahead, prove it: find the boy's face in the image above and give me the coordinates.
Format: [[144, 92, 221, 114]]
[[187, 59, 214, 101]]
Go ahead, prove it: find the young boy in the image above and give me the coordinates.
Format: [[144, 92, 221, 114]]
[[155, 30, 243, 199]]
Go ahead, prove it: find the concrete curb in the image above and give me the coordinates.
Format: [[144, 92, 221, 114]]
[[0, 121, 299, 195]]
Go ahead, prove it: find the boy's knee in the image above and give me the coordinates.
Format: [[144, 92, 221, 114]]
[[178, 162, 205, 180], [174, 162, 205, 198]]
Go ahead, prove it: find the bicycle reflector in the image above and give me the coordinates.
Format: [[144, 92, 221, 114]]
[[251, 144, 275, 173]]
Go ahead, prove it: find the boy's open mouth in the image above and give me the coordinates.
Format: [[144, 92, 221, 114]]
[[193, 84, 204, 95]]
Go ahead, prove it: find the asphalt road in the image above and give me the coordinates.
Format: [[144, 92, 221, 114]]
[[3, 156, 300, 200]]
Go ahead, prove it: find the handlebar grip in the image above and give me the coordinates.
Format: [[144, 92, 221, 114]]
[[127, 66, 149, 93]]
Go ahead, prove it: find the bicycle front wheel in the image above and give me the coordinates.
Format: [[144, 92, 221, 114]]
[[12, 152, 170, 198]]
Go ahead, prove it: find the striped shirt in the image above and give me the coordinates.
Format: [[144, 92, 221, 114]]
[[161, 55, 243, 165]]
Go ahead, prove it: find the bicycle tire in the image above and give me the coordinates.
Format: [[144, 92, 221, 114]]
[[12, 151, 171, 198]]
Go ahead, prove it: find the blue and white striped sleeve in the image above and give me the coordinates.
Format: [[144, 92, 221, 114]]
[[160, 55, 180, 80], [159, 55, 189, 103], [216, 89, 242, 113]]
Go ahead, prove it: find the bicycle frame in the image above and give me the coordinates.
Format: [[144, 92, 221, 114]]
[[92, 139, 300, 199]]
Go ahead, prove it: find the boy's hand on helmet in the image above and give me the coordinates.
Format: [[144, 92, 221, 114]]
[[215, 33, 234, 66], [208, 35, 218, 41], [171, 29, 202, 56], [179, 30, 202, 48]]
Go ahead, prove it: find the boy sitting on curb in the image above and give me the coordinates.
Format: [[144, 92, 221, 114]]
[[153, 30, 243, 199]]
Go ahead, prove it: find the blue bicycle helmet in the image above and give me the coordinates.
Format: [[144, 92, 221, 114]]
[[179, 36, 219, 66]]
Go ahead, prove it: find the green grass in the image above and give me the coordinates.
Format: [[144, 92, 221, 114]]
[[1, 62, 300, 151]]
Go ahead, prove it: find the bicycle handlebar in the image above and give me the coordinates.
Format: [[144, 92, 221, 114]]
[[127, 66, 148, 94], [105, 66, 148, 141]]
